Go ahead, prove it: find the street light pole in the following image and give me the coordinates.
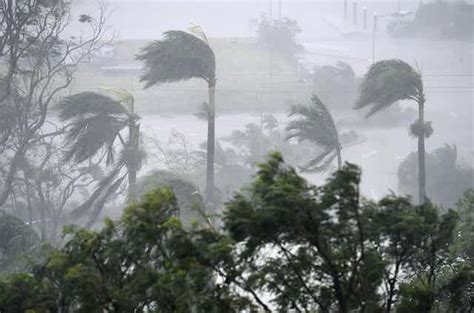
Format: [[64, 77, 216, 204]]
[[363, 7, 367, 30], [353, 1, 358, 25], [279, 0, 281, 23], [372, 13, 377, 63], [269, 0, 272, 21], [344, 0, 348, 20]]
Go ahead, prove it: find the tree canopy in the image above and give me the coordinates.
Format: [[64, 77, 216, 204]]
[[137, 30, 216, 87], [0, 153, 471, 312]]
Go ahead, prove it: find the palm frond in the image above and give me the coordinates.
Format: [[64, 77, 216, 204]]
[[100, 87, 135, 113], [299, 149, 337, 173], [85, 173, 127, 228], [58, 92, 128, 120], [68, 164, 124, 220], [188, 24, 209, 45], [59, 92, 129, 163], [194, 102, 210, 121], [136, 30, 216, 88], [409, 120, 434, 138], [286, 95, 340, 150], [355, 59, 422, 117]]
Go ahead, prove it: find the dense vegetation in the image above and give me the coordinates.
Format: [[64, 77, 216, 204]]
[[0, 0, 472, 311], [0, 153, 472, 312]]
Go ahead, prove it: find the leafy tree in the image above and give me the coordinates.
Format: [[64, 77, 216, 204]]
[[373, 196, 459, 312], [225, 152, 462, 312], [130, 170, 205, 226], [286, 95, 343, 172], [355, 59, 431, 204], [313, 61, 358, 110], [0, 188, 254, 312], [256, 14, 302, 59], [0, 212, 39, 273], [0, 153, 468, 312], [0, 0, 106, 208], [137, 29, 217, 204], [398, 144, 473, 208]]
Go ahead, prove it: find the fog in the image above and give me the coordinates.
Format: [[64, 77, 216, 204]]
[[0, 0, 473, 310], [71, 0, 473, 202]]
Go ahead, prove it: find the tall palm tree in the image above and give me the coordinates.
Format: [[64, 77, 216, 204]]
[[355, 59, 431, 204], [286, 95, 342, 172], [59, 91, 143, 201], [136, 29, 217, 204]]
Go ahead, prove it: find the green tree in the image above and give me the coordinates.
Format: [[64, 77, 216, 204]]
[[0, 0, 106, 208], [0, 188, 254, 312], [224, 152, 461, 312], [224, 152, 384, 312], [355, 59, 431, 204], [136, 30, 217, 205], [130, 169, 205, 226], [286, 95, 343, 171], [0, 153, 468, 312], [0, 212, 40, 273]]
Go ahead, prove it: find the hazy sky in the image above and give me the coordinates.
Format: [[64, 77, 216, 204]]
[[74, 0, 411, 39]]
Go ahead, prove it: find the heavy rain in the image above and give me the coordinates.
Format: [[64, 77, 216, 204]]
[[0, 0, 473, 311]]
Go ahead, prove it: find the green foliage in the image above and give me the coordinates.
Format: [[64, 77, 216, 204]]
[[355, 59, 423, 117], [137, 30, 216, 87], [0, 188, 252, 312], [286, 95, 342, 172], [0, 153, 470, 312], [129, 170, 204, 226], [454, 189, 474, 261], [0, 213, 40, 273]]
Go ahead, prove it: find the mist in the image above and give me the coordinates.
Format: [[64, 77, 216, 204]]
[[0, 0, 473, 311]]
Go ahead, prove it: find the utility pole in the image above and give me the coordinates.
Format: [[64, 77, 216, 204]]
[[269, 0, 272, 21], [363, 7, 367, 30], [344, 0, 348, 20], [372, 13, 377, 63], [353, 1, 358, 25], [279, 0, 282, 23]]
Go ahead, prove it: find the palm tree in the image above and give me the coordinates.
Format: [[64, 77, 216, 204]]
[[136, 30, 217, 204], [59, 91, 143, 201], [286, 95, 342, 172], [355, 59, 431, 204]]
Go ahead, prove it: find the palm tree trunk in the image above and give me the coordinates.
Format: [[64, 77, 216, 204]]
[[206, 79, 216, 204], [336, 147, 342, 170], [128, 122, 139, 201], [417, 96, 427, 205]]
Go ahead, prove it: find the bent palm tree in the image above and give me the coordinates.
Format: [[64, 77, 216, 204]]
[[286, 95, 342, 172], [59, 91, 144, 209], [136, 30, 217, 204], [355, 59, 431, 204]]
